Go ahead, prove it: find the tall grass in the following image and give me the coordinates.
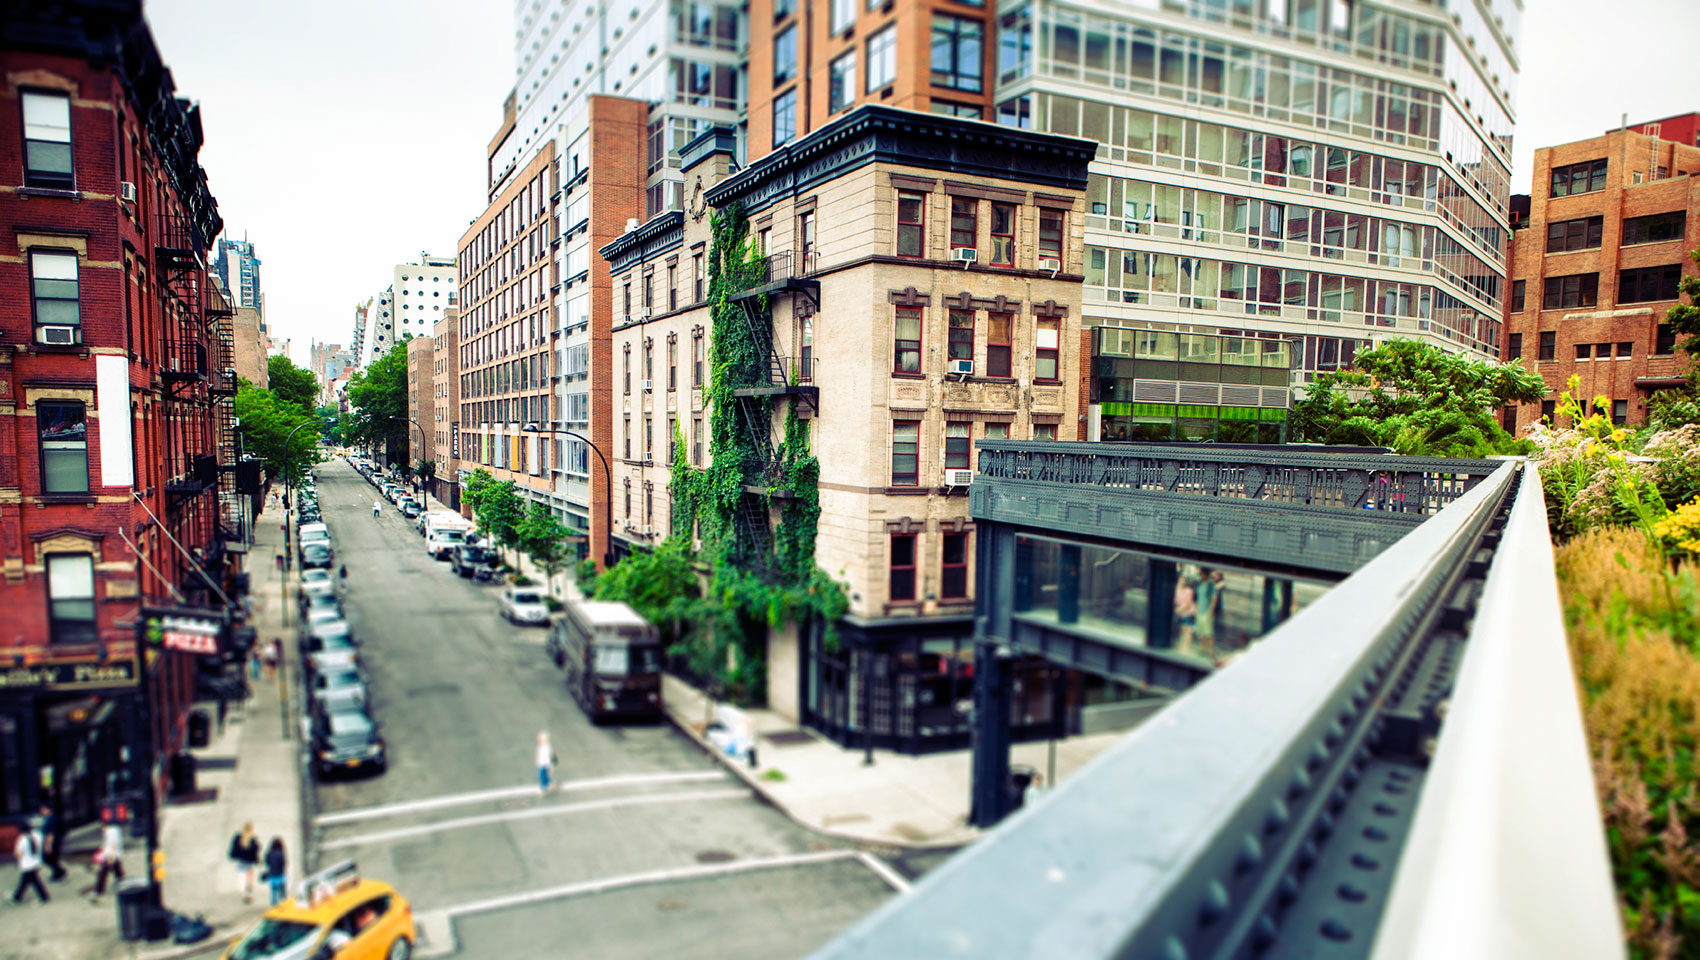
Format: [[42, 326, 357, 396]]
[[1559, 527, 1700, 958]]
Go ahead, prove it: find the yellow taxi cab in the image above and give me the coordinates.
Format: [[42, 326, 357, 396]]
[[221, 861, 415, 960]]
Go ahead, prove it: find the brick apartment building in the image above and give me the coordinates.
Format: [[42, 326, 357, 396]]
[[0, 3, 246, 839], [1502, 122, 1699, 432], [601, 109, 1093, 749], [406, 333, 432, 477], [431, 309, 460, 508]]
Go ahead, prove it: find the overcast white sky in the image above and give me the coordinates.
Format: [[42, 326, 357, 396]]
[[145, 0, 1698, 366]]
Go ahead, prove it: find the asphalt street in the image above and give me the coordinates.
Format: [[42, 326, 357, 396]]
[[303, 459, 920, 959]]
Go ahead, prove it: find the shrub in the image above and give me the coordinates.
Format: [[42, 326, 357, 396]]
[[513, 574, 534, 586]]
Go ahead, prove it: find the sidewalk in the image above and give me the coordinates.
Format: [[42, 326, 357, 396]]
[[3, 502, 306, 960]]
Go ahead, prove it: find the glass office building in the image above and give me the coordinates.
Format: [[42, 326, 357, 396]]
[[1089, 326, 1294, 441], [995, 0, 1519, 369]]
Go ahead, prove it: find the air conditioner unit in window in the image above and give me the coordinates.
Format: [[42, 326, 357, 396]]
[[37, 325, 79, 346], [119, 181, 137, 203], [948, 358, 974, 377], [641, 378, 653, 393], [637, 309, 651, 321], [944, 468, 975, 487], [1037, 257, 1062, 276], [951, 247, 977, 267]]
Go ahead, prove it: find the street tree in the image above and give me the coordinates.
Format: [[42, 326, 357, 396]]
[[343, 343, 409, 463], [1292, 338, 1547, 456], [267, 355, 318, 413], [518, 501, 574, 596], [474, 479, 524, 566], [235, 384, 319, 488]]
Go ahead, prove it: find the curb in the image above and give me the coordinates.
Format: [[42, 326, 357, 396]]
[[134, 928, 235, 960], [660, 704, 976, 854]]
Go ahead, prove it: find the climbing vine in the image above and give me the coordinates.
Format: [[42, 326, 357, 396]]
[[613, 201, 847, 705]]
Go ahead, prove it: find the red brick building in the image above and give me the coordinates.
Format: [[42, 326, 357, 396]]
[[1502, 124, 1699, 432], [1628, 112, 1700, 149], [0, 3, 238, 839]]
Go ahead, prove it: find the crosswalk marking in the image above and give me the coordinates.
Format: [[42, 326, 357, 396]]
[[319, 787, 748, 850], [315, 770, 726, 827]]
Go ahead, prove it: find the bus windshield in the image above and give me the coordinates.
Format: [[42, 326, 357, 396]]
[[592, 644, 661, 675]]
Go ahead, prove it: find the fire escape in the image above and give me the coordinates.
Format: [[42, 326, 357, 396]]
[[156, 206, 219, 602], [206, 283, 241, 544], [725, 249, 820, 576]]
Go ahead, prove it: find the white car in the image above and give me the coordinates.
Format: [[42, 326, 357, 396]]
[[499, 587, 550, 625], [299, 568, 335, 601]]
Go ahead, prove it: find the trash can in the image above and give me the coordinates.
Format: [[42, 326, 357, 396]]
[[1009, 764, 1037, 811], [168, 751, 197, 796], [116, 879, 153, 941], [187, 709, 211, 748]]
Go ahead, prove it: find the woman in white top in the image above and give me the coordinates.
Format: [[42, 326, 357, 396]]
[[536, 731, 555, 794], [92, 819, 125, 899]]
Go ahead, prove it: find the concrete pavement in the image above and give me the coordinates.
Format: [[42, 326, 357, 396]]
[[1, 499, 305, 960]]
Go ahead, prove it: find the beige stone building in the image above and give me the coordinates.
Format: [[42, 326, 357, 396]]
[[601, 107, 1094, 749]]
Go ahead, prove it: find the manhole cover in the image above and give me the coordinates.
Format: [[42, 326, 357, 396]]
[[695, 850, 737, 864], [404, 683, 462, 697], [657, 899, 689, 912]]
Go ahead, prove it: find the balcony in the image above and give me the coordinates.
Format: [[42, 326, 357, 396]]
[[727, 250, 820, 310]]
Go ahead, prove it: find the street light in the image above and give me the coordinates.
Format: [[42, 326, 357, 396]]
[[522, 422, 613, 570], [389, 416, 428, 497]]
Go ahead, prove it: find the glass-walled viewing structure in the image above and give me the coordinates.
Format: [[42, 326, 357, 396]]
[[1090, 327, 1294, 442]]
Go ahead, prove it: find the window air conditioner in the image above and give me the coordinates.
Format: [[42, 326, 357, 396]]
[[1037, 257, 1062, 275], [641, 378, 653, 393], [951, 247, 978, 266], [119, 181, 138, 203], [944, 468, 975, 487], [637, 309, 651, 321], [948, 358, 974, 376], [37, 325, 79, 346]]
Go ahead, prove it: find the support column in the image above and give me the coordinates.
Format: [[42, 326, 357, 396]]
[[1147, 558, 1177, 649], [1057, 544, 1081, 625], [1261, 577, 1295, 633], [1012, 535, 1034, 613], [968, 639, 1013, 828]]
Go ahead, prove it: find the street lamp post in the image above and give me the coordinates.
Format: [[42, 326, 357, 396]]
[[390, 416, 428, 498], [521, 423, 612, 570]]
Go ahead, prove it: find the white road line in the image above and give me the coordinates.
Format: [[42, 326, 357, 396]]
[[315, 770, 726, 826], [441, 849, 860, 919], [319, 787, 748, 850], [855, 850, 913, 894]]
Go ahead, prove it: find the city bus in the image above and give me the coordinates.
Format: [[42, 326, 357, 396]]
[[545, 600, 663, 722]]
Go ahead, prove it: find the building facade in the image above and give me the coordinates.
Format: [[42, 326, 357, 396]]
[[406, 334, 433, 474], [1502, 125, 1699, 432], [0, 4, 243, 839], [602, 110, 1094, 749], [391, 256, 456, 342], [431, 309, 461, 508], [1628, 112, 1700, 149], [214, 237, 260, 310]]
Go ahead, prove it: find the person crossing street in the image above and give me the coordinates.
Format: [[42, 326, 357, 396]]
[[373, 499, 381, 518]]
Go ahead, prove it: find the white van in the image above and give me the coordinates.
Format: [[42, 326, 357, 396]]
[[424, 512, 473, 560]]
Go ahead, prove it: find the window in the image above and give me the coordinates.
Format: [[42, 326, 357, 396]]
[[1507, 333, 1522, 361], [989, 203, 1015, 266], [829, 0, 854, 33], [1540, 399, 1556, 423], [624, 416, 631, 459], [1511, 280, 1526, 313], [867, 25, 897, 92], [1033, 423, 1058, 441], [1549, 159, 1608, 197], [947, 309, 974, 364], [889, 534, 917, 602], [692, 331, 704, 385], [774, 0, 794, 18], [944, 422, 971, 469], [931, 101, 983, 119], [1575, 343, 1591, 361], [1619, 265, 1682, 304], [1035, 318, 1060, 380], [1622, 211, 1687, 246], [38, 401, 88, 494], [986, 313, 1012, 377], [894, 307, 922, 373], [46, 554, 95, 644], [829, 51, 857, 114], [1611, 400, 1628, 426], [667, 416, 676, 464], [1656, 323, 1677, 355], [623, 283, 632, 318], [623, 345, 631, 394], [1542, 273, 1598, 310], [1545, 216, 1603, 253], [30, 249, 80, 333], [667, 336, 678, 391], [896, 191, 925, 258], [940, 533, 968, 600], [1537, 331, 1556, 361], [1038, 209, 1063, 262], [891, 421, 919, 486], [22, 91, 73, 188], [643, 339, 654, 381], [692, 417, 703, 465], [774, 26, 797, 84], [931, 15, 983, 93], [799, 210, 816, 265], [800, 317, 814, 381], [1616, 341, 1633, 358], [645, 417, 653, 460], [984, 422, 1009, 440], [772, 88, 797, 148], [949, 197, 977, 254], [625, 479, 632, 518]]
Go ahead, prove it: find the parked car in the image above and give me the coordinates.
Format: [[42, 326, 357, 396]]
[[304, 627, 359, 673], [299, 568, 335, 603], [499, 586, 550, 626], [310, 704, 386, 778], [307, 665, 369, 710], [451, 543, 495, 579], [300, 590, 342, 620], [300, 542, 333, 570], [400, 501, 422, 520]]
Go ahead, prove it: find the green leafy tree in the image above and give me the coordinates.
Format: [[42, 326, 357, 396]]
[[235, 385, 319, 488], [474, 480, 524, 565], [1665, 247, 1700, 360], [519, 501, 575, 596], [344, 343, 410, 462], [588, 538, 710, 708], [462, 468, 494, 513], [1292, 338, 1547, 457], [267, 355, 318, 413]]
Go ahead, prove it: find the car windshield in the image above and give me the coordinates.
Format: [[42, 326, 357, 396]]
[[302, 570, 330, 583], [593, 645, 629, 675], [462, 547, 491, 562], [321, 670, 363, 689], [306, 594, 338, 610], [227, 918, 319, 960], [438, 530, 465, 543], [512, 591, 543, 605], [303, 546, 330, 560]]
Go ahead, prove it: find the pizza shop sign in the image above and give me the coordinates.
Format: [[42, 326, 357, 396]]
[[142, 607, 226, 655]]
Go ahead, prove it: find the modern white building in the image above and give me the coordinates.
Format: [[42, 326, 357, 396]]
[[392, 254, 457, 341]]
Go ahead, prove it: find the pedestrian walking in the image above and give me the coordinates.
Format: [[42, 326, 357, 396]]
[[373, 499, 382, 518], [1023, 772, 1047, 807], [338, 564, 348, 589], [37, 804, 66, 882], [261, 639, 279, 679], [229, 821, 260, 904], [249, 647, 262, 682], [536, 731, 557, 794], [90, 815, 125, 901], [263, 838, 288, 906], [11, 820, 49, 904], [274, 552, 284, 572]]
